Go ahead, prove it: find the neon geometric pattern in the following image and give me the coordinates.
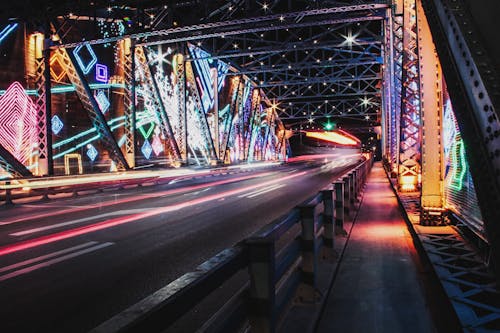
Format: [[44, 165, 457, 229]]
[[86, 144, 98, 161], [139, 123, 155, 139], [95, 90, 110, 114], [152, 135, 163, 156], [95, 63, 108, 83], [141, 140, 153, 159], [0, 23, 18, 46], [0, 81, 38, 164], [73, 44, 97, 74], [51, 115, 64, 135], [50, 54, 67, 82]]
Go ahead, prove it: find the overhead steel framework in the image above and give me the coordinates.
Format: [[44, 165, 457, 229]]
[[47, 4, 387, 124]]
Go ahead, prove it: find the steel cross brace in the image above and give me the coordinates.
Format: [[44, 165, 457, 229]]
[[0, 144, 33, 178], [184, 61, 218, 161], [52, 4, 389, 49], [137, 46, 182, 162], [56, 47, 130, 171]]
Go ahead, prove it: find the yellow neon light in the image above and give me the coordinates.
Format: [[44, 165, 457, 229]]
[[305, 131, 358, 146], [64, 153, 83, 175]]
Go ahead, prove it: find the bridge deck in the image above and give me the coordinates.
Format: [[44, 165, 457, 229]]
[[316, 163, 436, 333]]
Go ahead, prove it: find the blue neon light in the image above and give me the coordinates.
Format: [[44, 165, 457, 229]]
[[86, 144, 98, 161], [73, 44, 98, 74], [95, 90, 110, 113], [0, 23, 18, 45], [141, 140, 153, 159], [51, 115, 64, 135], [189, 45, 214, 113]]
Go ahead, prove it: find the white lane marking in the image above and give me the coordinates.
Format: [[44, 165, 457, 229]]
[[238, 184, 284, 198], [0, 242, 114, 282], [247, 184, 285, 198], [10, 209, 146, 237], [0, 242, 98, 274], [182, 187, 211, 196]]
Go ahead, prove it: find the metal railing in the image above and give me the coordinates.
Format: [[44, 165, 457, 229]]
[[90, 155, 373, 333]]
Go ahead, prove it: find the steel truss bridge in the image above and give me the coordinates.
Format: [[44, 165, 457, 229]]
[[0, 0, 500, 284]]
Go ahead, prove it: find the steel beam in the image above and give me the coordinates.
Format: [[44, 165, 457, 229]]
[[420, 0, 500, 278], [0, 144, 33, 178], [398, 0, 421, 191], [417, 0, 444, 225]]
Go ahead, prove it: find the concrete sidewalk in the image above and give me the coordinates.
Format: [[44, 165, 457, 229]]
[[315, 162, 436, 333]]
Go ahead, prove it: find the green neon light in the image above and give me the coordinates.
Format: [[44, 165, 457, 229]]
[[448, 139, 467, 191], [53, 121, 125, 159], [138, 123, 155, 139], [53, 116, 125, 148]]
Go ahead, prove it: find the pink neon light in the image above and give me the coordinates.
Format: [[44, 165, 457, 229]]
[[1, 171, 274, 225], [0, 82, 38, 165], [0, 171, 305, 256]]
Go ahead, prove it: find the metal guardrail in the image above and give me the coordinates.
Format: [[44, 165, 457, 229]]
[[90, 155, 373, 333]]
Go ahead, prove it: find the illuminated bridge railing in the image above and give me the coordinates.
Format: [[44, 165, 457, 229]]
[[90, 157, 373, 333]]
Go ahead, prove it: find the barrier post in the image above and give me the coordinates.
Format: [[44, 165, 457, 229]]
[[246, 237, 276, 333], [4, 181, 13, 206], [342, 175, 351, 217], [333, 181, 345, 235], [321, 189, 335, 259], [297, 203, 320, 302]]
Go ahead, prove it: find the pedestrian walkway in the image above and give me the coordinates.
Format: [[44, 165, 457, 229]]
[[316, 162, 436, 333]]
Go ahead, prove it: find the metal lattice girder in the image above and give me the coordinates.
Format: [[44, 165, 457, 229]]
[[420, 0, 500, 276], [56, 47, 130, 171], [223, 78, 245, 162], [417, 0, 444, 221], [0, 144, 33, 178], [53, 5, 389, 49], [247, 89, 262, 161], [381, 9, 393, 163], [174, 52, 187, 161], [120, 38, 135, 168], [185, 61, 217, 160], [389, 13, 404, 171], [280, 99, 380, 120], [398, 0, 421, 191], [136, 46, 182, 162]]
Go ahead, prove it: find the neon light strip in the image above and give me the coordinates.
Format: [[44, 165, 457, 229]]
[[53, 116, 125, 148], [53, 121, 125, 159], [448, 139, 467, 191], [0, 83, 126, 96], [0, 23, 18, 45], [0, 171, 305, 256]]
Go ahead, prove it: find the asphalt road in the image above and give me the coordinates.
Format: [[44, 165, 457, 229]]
[[0, 149, 361, 332]]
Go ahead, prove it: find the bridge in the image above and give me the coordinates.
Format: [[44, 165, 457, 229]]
[[0, 0, 499, 332]]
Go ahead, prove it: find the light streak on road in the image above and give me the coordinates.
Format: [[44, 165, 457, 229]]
[[0, 171, 275, 226], [0, 172, 306, 256]]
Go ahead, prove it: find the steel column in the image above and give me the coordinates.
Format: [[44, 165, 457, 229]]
[[398, 0, 421, 191], [416, 0, 444, 225]]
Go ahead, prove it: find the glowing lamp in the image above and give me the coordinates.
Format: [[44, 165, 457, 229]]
[[399, 175, 417, 191]]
